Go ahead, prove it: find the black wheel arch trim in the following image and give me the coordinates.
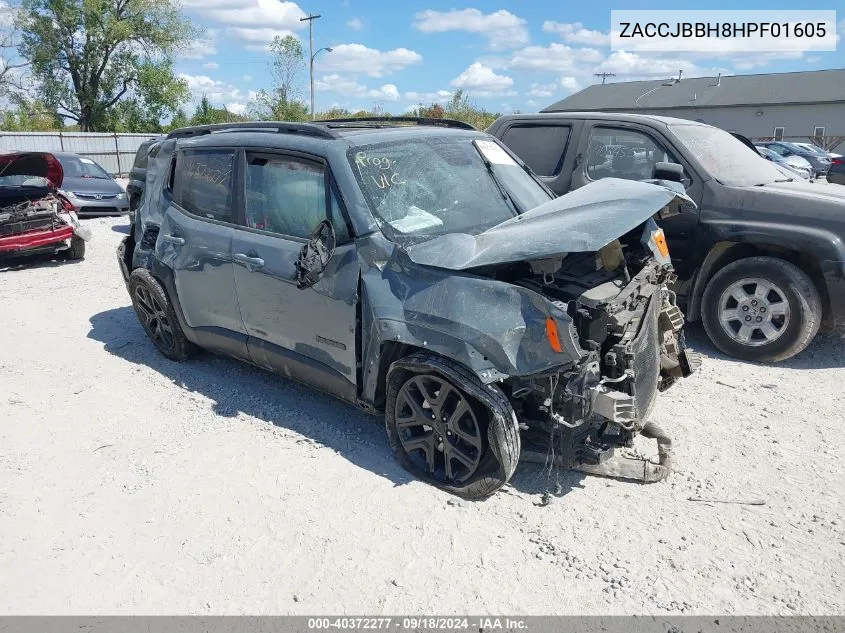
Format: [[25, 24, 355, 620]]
[[688, 225, 845, 322]]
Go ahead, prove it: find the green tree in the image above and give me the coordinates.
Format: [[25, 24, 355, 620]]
[[189, 95, 247, 126], [0, 94, 63, 131], [247, 34, 308, 121], [443, 90, 498, 130], [314, 107, 352, 120], [166, 108, 189, 132], [17, 0, 195, 131]]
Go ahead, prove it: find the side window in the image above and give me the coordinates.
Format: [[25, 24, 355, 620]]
[[585, 126, 681, 183], [173, 149, 235, 222], [502, 124, 570, 177], [245, 153, 349, 242]]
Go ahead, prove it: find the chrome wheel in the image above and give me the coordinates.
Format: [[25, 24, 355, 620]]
[[718, 277, 791, 347], [394, 375, 483, 484], [134, 284, 175, 350]]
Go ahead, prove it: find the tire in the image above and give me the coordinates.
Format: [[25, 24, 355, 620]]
[[64, 235, 86, 260], [385, 352, 521, 499], [128, 268, 196, 361], [701, 256, 821, 362]]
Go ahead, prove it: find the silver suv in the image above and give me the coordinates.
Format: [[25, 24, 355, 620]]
[[117, 118, 698, 498]]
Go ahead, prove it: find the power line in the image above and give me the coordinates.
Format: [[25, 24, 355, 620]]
[[594, 72, 616, 84]]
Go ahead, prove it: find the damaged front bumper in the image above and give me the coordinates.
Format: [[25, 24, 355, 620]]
[[513, 264, 700, 481], [0, 198, 91, 257]]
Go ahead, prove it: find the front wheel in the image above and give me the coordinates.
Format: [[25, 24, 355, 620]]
[[385, 353, 520, 499], [701, 256, 821, 362], [64, 235, 86, 260]]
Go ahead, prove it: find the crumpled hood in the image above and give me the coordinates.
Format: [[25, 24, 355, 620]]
[[405, 178, 693, 270], [0, 152, 64, 188]]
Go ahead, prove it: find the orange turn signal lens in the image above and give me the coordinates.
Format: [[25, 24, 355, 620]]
[[652, 229, 670, 258], [546, 317, 563, 353]]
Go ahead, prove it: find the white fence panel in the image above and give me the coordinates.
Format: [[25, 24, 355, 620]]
[[0, 131, 161, 176]]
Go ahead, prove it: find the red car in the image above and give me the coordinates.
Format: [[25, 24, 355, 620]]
[[0, 151, 92, 261]]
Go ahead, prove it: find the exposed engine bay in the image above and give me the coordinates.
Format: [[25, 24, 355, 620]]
[[481, 220, 701, 479], [0, 152, 92, 258]]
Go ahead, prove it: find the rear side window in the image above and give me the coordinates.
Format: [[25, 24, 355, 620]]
[[502, 124, 570, 176], [173, 149, 235, 222]]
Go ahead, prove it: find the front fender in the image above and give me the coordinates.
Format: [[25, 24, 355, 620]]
[[702, 219, 845, 262], [358, 253, 585, 405]]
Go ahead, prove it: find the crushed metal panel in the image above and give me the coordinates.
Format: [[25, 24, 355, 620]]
[[405, 178, 694, 271]]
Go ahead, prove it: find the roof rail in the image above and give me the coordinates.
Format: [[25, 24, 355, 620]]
[[318, 116, 477, 131], [165, 121, 338, 140]]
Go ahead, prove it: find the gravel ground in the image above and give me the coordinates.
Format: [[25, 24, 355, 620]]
[[1, 216, 844, 615]]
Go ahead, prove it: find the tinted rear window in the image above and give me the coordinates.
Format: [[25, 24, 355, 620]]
[[173, 149, 235, 222], [502, 125, 570, 176]]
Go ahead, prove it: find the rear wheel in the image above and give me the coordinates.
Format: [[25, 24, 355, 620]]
[[385, 353, 520, 499], [701, 256, 821, 362], [64, 235, 85, 260], [128, 268, 196, 361]]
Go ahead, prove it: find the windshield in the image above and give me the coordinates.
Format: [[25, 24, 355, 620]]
[[0, 175, 52, 187], [348, 136, 551, 243], [670, 124, 787, 187], [796, 143, 829, 156], [58, 155, 110, 179]]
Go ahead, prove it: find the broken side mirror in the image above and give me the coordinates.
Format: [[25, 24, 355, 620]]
[[652, 162, 684, 182], [295, 219, 336, 289]]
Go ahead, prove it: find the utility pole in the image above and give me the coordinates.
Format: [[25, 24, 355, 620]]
[[300, 13, 322, 120], [594, 72, 616, 85]]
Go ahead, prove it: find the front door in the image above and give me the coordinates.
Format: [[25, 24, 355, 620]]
[[230, 150, 359, 401], [156, 147, 249, 358], [571, 123, 703, 281]]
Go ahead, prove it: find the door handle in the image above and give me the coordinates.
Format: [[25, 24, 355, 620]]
[[161, 234, 186, 246], [233, 253, 265, 269]]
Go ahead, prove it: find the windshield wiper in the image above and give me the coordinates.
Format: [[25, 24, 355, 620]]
[[472, 140, 521, 216]]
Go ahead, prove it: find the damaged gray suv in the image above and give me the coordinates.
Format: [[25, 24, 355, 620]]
[[118, 118, 699, 498]]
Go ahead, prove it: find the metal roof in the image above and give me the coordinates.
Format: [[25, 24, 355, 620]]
[[544, 69, 845, 112]]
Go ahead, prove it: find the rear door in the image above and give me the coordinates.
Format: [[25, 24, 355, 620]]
[[570, 122, 703, 279], [230, 149, 359, 401], [496, 119, 581, 195], [156, 147, 249, 358]]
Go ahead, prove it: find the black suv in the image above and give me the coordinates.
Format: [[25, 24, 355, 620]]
[[117, 119, 698, 498], [489, 113, 845, 362]]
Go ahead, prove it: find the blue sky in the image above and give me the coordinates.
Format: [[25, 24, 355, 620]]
[[174, 0, 844, 116]]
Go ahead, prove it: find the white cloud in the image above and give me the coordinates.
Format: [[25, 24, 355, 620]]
[[315, 74, 400, 101], [450, 62, 515, 97], [806, 56, 821, 64], [181, 0, 305, 48], [496, 43, 604, 73], [730, 51, 803, 70], [204, 62, 219, 69], [525, 99, 538, 108], [226, 102, 248, 115], [543, 21, 610, 47], [413, 9, 529, 50], [347, 17, 365, 31], [183, 0, 304, 27], [560, 76, 582, 93], [316, 44, 422, 78], [182, 35, 218, 59], [178, 72, 245, 104], [597, 51, 717, 78], [243, 74, 253, 82], [405, 89, 452, 103], [528, 82, 556, 97], [225, 27, 298, 50]]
